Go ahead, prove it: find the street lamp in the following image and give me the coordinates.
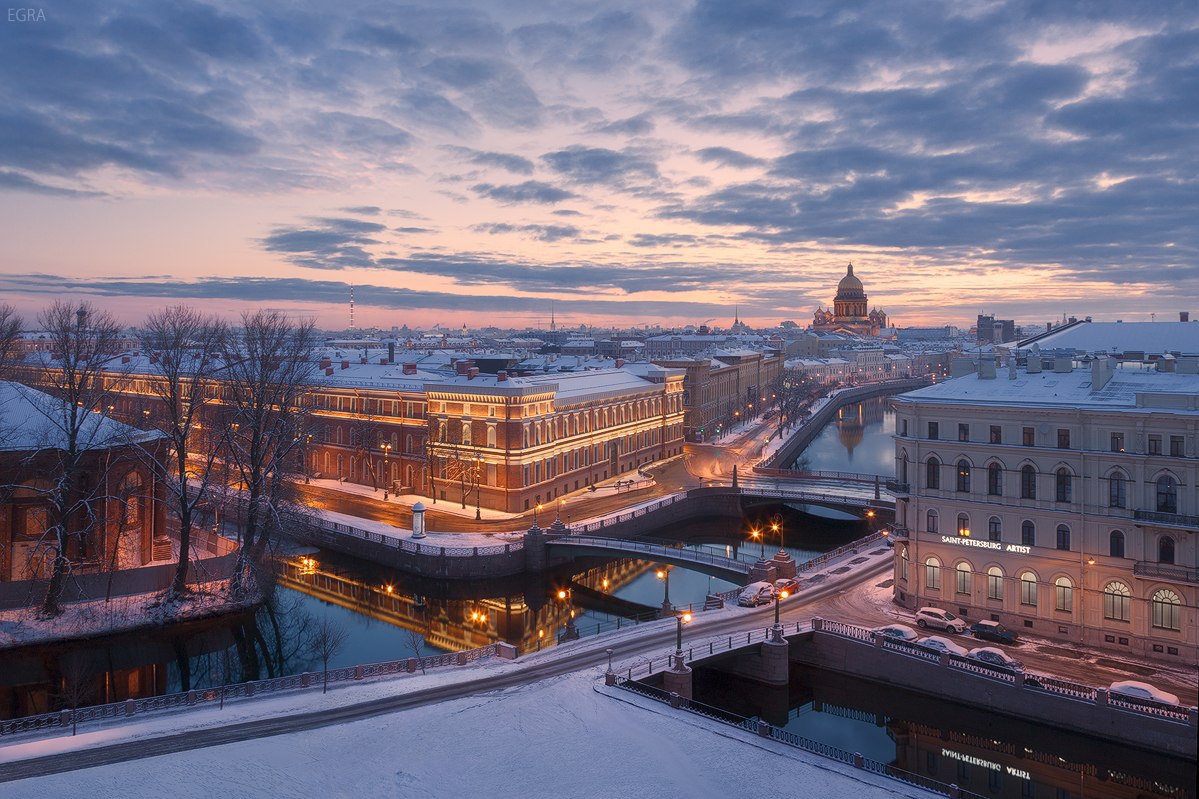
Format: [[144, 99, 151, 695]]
[[772, 587, 789, 640], [381, 443, 392, 498], [656, 567, 672, 615], [771, 513, 785, 554], [673, 611, 692, 669]]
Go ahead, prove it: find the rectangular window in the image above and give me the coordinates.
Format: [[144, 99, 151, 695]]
[[926, 562, 941, 590], [1055, 583, 1073, 612], [958, 423, 969, 442], [1022, 427, 1035, 447], [900, 419, 908, 436], [1110, 432, 1124, 452], [1148, 435, 1162, 455], [988, 517, 1002, 541], [928, 422, 939, 440], [990, 425, 1002, 444], [986, 571, 1003, 600], [1020, 577, 1037, 607], [1170, 435, 1184, 457], [1057, 428, 1070, 449]]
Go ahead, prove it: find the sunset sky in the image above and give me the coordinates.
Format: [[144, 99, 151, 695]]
[[1, 1, 1195, 330]]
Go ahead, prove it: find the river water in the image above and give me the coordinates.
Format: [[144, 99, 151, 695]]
[[791, 395, 896, 477]]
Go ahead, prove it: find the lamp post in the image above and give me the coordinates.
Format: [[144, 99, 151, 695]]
[[656, 567, 672, 616], [673, 611, 692, 669], [557, 588, 578, 640], [772, 587, 789, 641], [381, 443, 392, 499], [771, 513, 785, 555], [750, 528, 765, 560]]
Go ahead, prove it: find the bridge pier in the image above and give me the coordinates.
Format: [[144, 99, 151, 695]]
[[749, 560, 778, 584], [663, 658, 693, 700], [771, 551, 797, 579], [523, 523, 546, 571]]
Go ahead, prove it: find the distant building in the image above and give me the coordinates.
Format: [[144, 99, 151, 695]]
[[812, 264, 888, 337], [976, 315, 1015, 344]]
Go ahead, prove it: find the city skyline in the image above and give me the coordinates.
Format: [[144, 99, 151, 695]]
[[1, 1, 1195, 329]]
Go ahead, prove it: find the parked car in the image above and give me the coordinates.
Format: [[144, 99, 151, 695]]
[[920, 636, 969, 657], [773, 578, 799, 596], [1108, 680, 1181, 706], [737, 581, 775, 607], [872, 624, 920, 642], [969, 620, 1018, 645], [914, 607, 967, 633], [966, 647, 1023, 671]]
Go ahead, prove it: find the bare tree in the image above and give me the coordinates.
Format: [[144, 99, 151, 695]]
[[405, 627, 428, 675], [309, 616, 348, 693], [21, 302, 143, 615], [0, 303, 22, 377], [219, 311, 318, 596], [56, 654, 95, 736], [139, 305, 229, 601]]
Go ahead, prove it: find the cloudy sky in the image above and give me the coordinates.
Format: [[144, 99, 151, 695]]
[[1, 0, 1195, 330]]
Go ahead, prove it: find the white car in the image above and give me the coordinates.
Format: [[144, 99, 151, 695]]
[[967, 646, 1022, 671], [737, 581, 774, 607], [920, 636, 969, 657], [1109, 680, 1181, 706], [914, 607, 967, 633], [872, 624, 920, 642]]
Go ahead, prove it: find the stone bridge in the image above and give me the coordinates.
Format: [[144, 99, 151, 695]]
[[547, 536, 753, 583]]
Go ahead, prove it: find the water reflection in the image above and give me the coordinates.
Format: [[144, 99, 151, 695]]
[[688, 665, 1193, 799], [793, 395, 895, 476]]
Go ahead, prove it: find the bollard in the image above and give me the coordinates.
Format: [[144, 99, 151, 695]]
[[605, 671, 616, 686], [125, 699, 136, 717], [950, 785, 961, 799], [407, 658, 417, 673], [853, 752, 864, 769], [670, 692, 681, 708], [455, 651, 467, 666], [355, 665, 364, 680], [60, 709, 72, 727], [187, 690, 197, 705], [813, 617, 824, 632], [302, 672, 311, 688], [757, 720, 771, 738], [246, 683, 255, 697]]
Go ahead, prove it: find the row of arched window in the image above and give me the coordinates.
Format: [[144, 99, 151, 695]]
[[924, 509, 1178, 562], [899, 549, 1183, 631], [920, 456, 1181, 513]]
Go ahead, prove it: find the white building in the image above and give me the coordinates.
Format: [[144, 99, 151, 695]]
[[890, 355, 1198, 665]]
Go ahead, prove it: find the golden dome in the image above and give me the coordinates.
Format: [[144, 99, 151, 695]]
[[836, 264, 865, 300]]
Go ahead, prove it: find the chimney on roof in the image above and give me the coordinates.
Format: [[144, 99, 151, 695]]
[[467, 367, 479, 380], [978, 359, 997, 379], [497, 370, 508, 382], [149, 352, 159, 365], [360, 356, 367, 364], [456, 359, 476, 375], [1091, 356, 1113, 391], [1027, 356, 1042, 374], [325, 367, 334, 376], [1182, 311, 1190, 323], [388, 342, 396, 362], [615, 358, 625, 368], [379, 357, 389, 365], [121, 355, 130, 364], [341, 360, 349, 370], [319, 356, 331, 369], [1053, 356, 1073, 373], [402, 362, 417, 375]]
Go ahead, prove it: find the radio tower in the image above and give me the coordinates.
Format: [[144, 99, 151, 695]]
[[349, 284, 355, 329]]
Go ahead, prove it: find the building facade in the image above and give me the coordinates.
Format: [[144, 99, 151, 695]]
[[650, 349, 781, 442], [890, 356, 1198, 665]]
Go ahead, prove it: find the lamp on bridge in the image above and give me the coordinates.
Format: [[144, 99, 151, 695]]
[[673, 611, 692, 669], [749, 528, 765, 560], [557, 588, 579, 640], [772, 587, 789, 642], [656, 567, 672, 617]]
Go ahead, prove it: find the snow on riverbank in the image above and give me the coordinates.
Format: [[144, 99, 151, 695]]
[[0, 580, 257, 651]]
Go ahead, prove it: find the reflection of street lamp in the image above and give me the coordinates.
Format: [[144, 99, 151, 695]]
[[534, 502, 543, 527], [473, 455, 482, 520], [557, 588, 578, 640], [656, 567, 672, 615]]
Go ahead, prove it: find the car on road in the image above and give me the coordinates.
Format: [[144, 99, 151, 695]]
[[737, 581, 775, 607], [969, 620, 1018, 645], [919, 636, 969, 657], [914, 607, 967, 633], [1108, 680, 1181, 706], [966, 646, 1023, 671], [773, 578, 799, 596], [872, 623, 920, 642]]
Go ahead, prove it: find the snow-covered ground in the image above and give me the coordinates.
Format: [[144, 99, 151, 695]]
[[3, 665, 929, 799]]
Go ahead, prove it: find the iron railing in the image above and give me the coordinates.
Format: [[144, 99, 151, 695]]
[[1133, 509, 1199, 529], [1133, 561, 1199, 585]]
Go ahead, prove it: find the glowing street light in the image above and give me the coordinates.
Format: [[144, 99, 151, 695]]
[[656, 567, 672, 615], [749, 528, 765, 559], [673, 611, 692, 669]]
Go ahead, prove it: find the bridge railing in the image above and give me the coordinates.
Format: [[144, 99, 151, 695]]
[[798, 531, 886, 572], [0, 642, 500, 740], [308, 517, 525, 557], [571, 493, 688, 535], [738, 486, 893, 507], [751, 467, 882, 484], [551, 536, 751, 573]]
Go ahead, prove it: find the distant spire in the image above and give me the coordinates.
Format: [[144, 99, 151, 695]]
[[847, 263, 854, 275], [349, 284, 355, 329], [550, 300, 556, 332]]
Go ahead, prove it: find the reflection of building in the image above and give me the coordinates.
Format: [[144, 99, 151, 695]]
[[812, 264, 888, 336], [834, 398, 888, 460], [891, 355, 1197, 664]]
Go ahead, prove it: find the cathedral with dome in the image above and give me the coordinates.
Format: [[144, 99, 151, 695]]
[[811, 264, 888, 336]]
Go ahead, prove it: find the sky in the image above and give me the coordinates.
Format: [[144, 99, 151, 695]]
[[0, 0, 1196, 331]]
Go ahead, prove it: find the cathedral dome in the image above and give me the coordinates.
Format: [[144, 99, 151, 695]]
[[836, 264, 866, 300]]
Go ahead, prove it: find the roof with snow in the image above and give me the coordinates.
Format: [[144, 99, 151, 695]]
[[1015, 321, 1199, 356], [0, 381, 166, 452]]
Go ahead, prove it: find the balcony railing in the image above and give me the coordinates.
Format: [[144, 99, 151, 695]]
[[1133, 561, 1199, 585], [1134, 509, 1199, 529], [885, 480, 910, 494]]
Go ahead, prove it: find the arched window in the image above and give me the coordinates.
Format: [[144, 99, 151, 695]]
[[1151, 589, 1182, 631], [956, 460, 971, 492], [987, 462, 1003, 496], [1019, 571, 1038, 606], [1109, 530, 1125, 559], [987, 516, 1002, 542], [1021, 520, 1035, 547], [1159, 536, 1175, 565], [1108, 471, 1127, 508], [1020, 465, 1037, 499], [925, 557, 942, 590], [486, 426, 497, 448], [406, 434, 414, 453], [926, 457, 941, 490], [1055, 468, 1072, 502], [1054, 576, 1073, 612], [957, 513, 970, 536], [986, 566, 1004, 600], [955, 562, 972, 595], [1156, 476, 1178, 513], [461, 421, 471, 446], [926, 509, 939, 534], [899, 545, 909, 582], [1055, 524, 1070, 551], [1103, 582, 1131, 621]]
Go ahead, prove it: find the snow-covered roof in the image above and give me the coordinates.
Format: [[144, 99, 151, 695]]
[[1016, 321, 1199, 356], [426, 367, 676, 404], [0, 381, 165, 452], [896, 364, 1199, 413]]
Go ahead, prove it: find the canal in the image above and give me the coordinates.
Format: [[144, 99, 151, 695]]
[[0, 506, 866, 720], [683, 664, 1194, 799], [792, 395, 896, 477]]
